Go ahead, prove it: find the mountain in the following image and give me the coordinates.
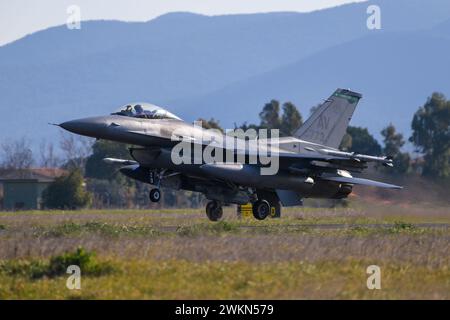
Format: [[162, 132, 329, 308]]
[[175, 31, 450, 142], [0, 0, 450, 148]]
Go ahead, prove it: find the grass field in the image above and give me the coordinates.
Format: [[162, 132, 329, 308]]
[[0, 201, 449, 299]]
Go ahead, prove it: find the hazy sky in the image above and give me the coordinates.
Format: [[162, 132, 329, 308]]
[[0, 0, 367, 46]]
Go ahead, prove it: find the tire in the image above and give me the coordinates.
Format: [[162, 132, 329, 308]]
[[206, 201, 223, 221], [252, 200, 270, 220], [149, 188, 161, 202]]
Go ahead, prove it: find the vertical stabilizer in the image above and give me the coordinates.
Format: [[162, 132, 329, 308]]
[[294, 89, 362, 149]]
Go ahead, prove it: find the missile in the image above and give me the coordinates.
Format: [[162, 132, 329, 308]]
[[103, 158, 138, 166], [317, 148, 394, 166]]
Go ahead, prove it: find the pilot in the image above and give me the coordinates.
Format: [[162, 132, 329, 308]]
[[124, 105, 133, 116], [134, 104, 144, 114], [134, 104, 147, 118]]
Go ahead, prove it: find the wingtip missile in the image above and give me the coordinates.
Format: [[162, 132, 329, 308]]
[[103, 158, 138, 166]]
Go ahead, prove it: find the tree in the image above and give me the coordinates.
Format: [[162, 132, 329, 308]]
[[340, 133, 352, 151], [341, 126, 382, 155], [84, 140, 138, 208], [410, 92, 450, 178], [235, 100, 303, 138], [87, 178, 135, 208], [233, 122, 260, 139], [381, 124, 405, 156], [196, 118, 224, 133], [259, 99, 281, 130], [381, 124, 410, 174], [39, 140, 61, 168], [236, 121, 260, 132], [42, 169, 92, 209], [281, 102, 302, 136], [59, 132, 93, 170], [1, 137, 34, 169], [85, 140, 131, 180]]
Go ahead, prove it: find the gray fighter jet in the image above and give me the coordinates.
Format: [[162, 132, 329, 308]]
[[59, 89, 401, 221]]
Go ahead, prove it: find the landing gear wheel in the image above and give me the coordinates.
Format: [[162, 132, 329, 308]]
[[149, 188, 161, 202], [206, 201, 223, 221], [252, 200, 270, 220]]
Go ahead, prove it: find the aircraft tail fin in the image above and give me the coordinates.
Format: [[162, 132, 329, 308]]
[[294, 88, 362, 149]]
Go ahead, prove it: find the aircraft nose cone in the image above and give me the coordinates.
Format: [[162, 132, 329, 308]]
[[59, 117, 107, 137], [59, 120, 79, 132]]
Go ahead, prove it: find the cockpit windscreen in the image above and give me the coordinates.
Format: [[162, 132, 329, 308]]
[[112, 103, 182, 120]]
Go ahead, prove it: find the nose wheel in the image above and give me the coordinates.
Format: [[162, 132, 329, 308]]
[[149, 188, 161, 202], [149, 169, 164, 203], [205, 200, 223, 221]]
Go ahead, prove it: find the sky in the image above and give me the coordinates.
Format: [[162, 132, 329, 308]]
[[0, 0, 367, 46]]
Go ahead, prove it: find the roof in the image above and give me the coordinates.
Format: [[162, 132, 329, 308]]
[[0, 168, 68, 182]]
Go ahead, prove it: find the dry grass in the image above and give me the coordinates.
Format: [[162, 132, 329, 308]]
[[0, 202, 449, 299]]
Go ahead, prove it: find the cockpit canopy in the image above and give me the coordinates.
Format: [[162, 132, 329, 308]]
[[111, 103, 182, 120]]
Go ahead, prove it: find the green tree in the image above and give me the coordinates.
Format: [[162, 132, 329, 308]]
[[237, 121, 260, 132], [257, 100, 303, 137], [341, 126, 382, 155], [410, 92, 450, 178], [381, 123, 410, 174], [259, 99, 281, 130], [84, 140, 140, 208], [233, 122, 260, 139], [339, 133, 352, 151], [42, 170, 92, 209], [85, 140, 131, 180], [235, 100, 302, 138], [86, 179, 135, 208], [196, 118, 224, 133], [281, 102, 303, 136]]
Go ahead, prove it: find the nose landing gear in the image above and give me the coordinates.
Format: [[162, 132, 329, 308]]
[[148, 169, 166, 203], [149, 188, 161, 202], [205, 200, 223, 221]]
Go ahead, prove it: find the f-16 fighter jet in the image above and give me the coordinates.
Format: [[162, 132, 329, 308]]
[[59, 89, 401, 221]]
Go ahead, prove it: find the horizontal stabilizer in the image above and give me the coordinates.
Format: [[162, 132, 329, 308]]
[[321, 176, 403, 189]]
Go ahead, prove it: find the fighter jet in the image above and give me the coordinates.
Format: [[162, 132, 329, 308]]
[[59, 89, 401, 221]]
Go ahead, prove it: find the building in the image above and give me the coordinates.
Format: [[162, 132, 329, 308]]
[[0, 168, 67, 210]]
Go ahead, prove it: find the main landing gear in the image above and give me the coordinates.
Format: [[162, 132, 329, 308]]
[[205, 199, 273, 222], [252, 199, 271, 220], [205, 200, 223, 221], [250, 190, 280, 220]]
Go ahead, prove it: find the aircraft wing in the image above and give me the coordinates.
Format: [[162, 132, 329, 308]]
[[124, 128, 391, 171]]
